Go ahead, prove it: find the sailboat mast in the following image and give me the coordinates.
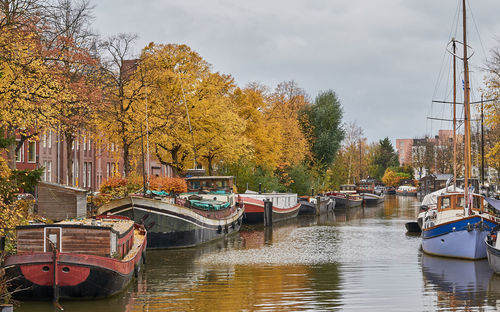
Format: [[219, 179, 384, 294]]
[[452, 39, 457, 190], [462, 0, 471, 211]]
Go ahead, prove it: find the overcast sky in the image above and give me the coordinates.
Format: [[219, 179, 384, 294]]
[[91, 0, 500, 143]]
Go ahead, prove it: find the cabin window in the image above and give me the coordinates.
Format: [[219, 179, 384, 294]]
[[473, 196, 482, 209], [457, 196, 465, 208], [441, 197, 451, 209], [191, 181, 200, 190], [216, 181, 225, 188], [110, 233, 117, 256]]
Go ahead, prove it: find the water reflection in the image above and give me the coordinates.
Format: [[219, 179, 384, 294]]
[[17, 196, 500, 311], [421, 253, 500, 310]]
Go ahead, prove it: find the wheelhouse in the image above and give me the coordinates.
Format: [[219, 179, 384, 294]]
[[437, 193, 485, 213]]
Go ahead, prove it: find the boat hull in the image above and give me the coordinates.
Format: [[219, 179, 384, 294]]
[[331, 196, 362, 208], [486, 239, 500, 274], [422, 216, 496, 260], [298, 198, 335, 215], [4, 242, 146, 300], [241, 196, 300, 224], [298, 201, 315, 215], [360, 193, 385, 206], [396, 190, 417, 196], [100, 197, 243, 249]]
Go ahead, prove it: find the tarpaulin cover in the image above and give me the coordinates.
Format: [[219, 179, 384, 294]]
[[485, 197, 500, 212]]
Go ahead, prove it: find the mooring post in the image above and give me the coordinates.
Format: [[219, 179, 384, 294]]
[[315, 196, 321, 216], [263, 199, 273, 227], [311, 188, 314, 197], [259, 183, 262, 194], [0, 236, 4, 252]]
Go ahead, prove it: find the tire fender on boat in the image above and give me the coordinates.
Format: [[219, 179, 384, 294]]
[[134, 264, 139, 278]]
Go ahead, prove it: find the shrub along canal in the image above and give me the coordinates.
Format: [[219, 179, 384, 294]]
[[16, 195, 500, 311]]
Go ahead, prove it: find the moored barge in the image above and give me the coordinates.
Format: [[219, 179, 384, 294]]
[[241, 192, 300, 223], [3, 216, 146, 300], [98, 176, 244, 249]]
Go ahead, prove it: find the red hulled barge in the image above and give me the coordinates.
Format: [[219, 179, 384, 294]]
[[3, 215, 146, 300]]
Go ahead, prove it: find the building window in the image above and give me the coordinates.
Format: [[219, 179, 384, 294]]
[[43, 161, 52, 182], [48, 131, 52, 149], [83, 162, 87, 187], [42, 133, 47, 148], [16, 141, 24, 162], [43, 161, 47, 181], [47, 161, 52, 182], [73, 159, 79, 186], [88, 139, 91, 151], [106, 163, 110, 178], [87, 163, 92, 188], [27, 141, 36, 163], [83, 136, 86, 151]]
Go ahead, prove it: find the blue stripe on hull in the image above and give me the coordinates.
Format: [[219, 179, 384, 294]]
[[422, 217, 497, 259], [422, 217, 496, 239]]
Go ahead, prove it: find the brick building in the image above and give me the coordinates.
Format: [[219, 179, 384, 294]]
[[16, 129, 173, 192]]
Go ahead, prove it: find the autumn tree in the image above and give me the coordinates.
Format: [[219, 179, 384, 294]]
[[267, 81, 310, 166], [137, 43, 246, 176], [99, 33, 144, 177], [483, 39, 500, 175], [232, 84, 282, 169], [0, 0, 62, 169], [341, 121, 366, 183], [40, 0, 103, 186], [191, 72, 246, 175], [382, 168, 400, 187]]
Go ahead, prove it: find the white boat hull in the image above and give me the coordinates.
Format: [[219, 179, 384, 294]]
[[486, 239, 500, 274], [422, 227, 488, 260]]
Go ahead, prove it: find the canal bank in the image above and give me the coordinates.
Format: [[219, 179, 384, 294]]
[[15, 196, 500, 311]]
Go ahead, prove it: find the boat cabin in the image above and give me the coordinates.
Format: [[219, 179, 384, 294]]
[[437, 193, 485, 212], [339, 184, 357, 194], [16, 217, 136, 260], [186, 176, 234, 193], [356, 181, 375, 194]]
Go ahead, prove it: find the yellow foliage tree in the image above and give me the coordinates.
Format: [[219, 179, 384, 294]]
[[382, 168, 401, 187], [138, 43, 247, 175], [232, 85, 282, 168], [484, 42, 500, 174], [267, 81, 310, 166], [0, 19, 60, 168]]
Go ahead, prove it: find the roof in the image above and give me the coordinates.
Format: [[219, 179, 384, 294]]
[[433, 174, 453, 181], [38, 181, 88, 193], [186, 176, 234, 180]]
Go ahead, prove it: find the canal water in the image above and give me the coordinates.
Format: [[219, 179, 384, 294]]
[[16, 196, 500, 311]]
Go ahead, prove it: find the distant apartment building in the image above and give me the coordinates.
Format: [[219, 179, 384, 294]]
[[396, 129, 498, 182], [395, 138, 413, 166]]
